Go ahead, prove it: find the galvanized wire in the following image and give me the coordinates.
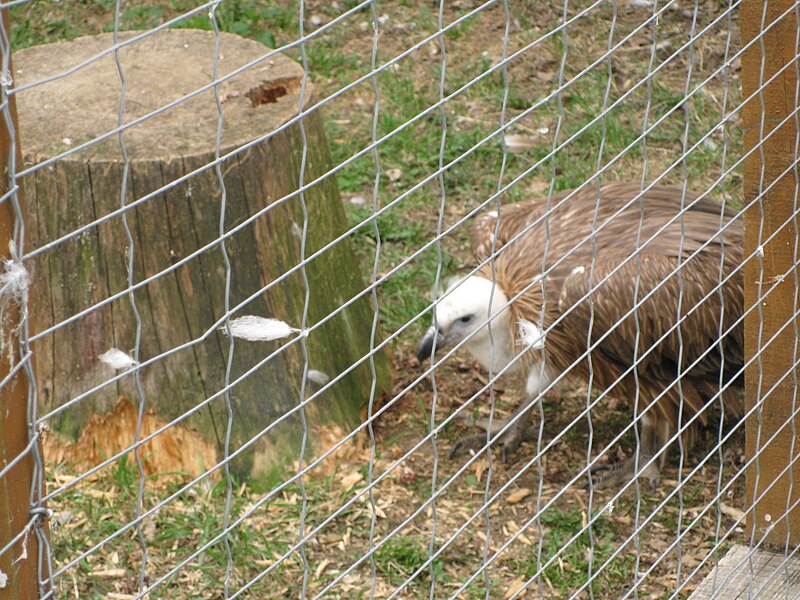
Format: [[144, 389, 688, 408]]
[[364, 3, 383, 599], [30, 0, 766, 493], [110, 0, 150, 592], [37, 37, 793, 514], [33, 90, 800, 553], [208, 4, 236, 597], [4, 2, 800, 598], [29, 97, 792, 568]]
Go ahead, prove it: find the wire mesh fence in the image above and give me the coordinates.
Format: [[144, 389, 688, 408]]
[[1, 0, 799, 598]]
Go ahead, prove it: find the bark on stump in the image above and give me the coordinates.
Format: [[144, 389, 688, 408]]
[[14, 29, 391, 483]]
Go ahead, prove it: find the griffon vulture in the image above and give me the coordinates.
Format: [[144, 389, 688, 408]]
[[417, 182, 743, 489]]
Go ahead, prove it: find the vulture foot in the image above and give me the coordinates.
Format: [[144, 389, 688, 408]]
[[449, 417, 532, 462], [584, 454, 661, 491]]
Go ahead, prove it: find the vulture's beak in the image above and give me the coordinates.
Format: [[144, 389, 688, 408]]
[[416, 325, 445, 363]]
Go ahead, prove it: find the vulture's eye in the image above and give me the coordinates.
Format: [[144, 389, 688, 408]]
[[460, 315, 473, 324]]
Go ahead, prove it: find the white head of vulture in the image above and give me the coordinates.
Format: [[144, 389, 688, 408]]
[[417, 276, 517, 374]]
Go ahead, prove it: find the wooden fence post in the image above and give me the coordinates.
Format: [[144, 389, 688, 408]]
[[741, 0, 800, 548], [0, 10, 48, 598]]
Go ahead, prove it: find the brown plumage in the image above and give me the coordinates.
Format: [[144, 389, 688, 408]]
[[418, 182, 744, 487]]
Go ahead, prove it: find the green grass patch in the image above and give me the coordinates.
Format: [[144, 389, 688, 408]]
[[533, 507, 635, 596], [375, 535, 445, 584]]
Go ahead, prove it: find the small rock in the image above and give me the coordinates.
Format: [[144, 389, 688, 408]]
[[398, 464, 416, 485], [377, 14, 390, 26], [349, 195, 367, 206], [386, 168, 403, 182], [359, 21, 370, 32], [309, 14, 324, 27], [52, 510, 74, 528]]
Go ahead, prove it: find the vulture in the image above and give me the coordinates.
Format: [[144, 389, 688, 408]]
[[417, 182, 744, 489]]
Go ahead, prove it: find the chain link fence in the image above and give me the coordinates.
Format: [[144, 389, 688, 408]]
[[1, 0, 799, 598]]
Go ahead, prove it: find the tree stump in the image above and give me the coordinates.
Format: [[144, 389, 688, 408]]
[[15, 29, 391, 483]]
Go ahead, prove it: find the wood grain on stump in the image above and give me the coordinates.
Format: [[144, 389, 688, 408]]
[[15, 29, 391, 482]]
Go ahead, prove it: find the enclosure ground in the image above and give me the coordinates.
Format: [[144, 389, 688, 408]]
[[45, 349, 747, 599]]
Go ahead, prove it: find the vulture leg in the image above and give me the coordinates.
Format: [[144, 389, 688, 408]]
[[449, 367, 554, 462], [449, 394, 538, 462], [585, 413, 669, 490]]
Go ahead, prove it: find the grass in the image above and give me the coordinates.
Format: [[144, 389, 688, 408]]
[[375, 536, 446, 584], [15, 0, 746, 598], [536, 507, 635, 595]]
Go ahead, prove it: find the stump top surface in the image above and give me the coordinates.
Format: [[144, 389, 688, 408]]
[[14, 29, 311, 160]]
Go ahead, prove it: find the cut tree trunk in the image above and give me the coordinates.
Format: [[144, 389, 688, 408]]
[[14, 29, 391, 483]]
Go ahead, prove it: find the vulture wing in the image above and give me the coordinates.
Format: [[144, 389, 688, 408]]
[[557, 251, 744, 385], [470, 190, 573, 263], [471, 202, 535, 263]]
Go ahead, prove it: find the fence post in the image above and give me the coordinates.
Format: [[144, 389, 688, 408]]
[[0, 10, 46, 598], [741, 0, 800, 548]]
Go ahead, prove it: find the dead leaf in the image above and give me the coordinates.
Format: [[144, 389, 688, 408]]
[[507, 488, 532, 504], [473, 458, 489, 482], [504, 576, 528, 599], [720, 503, 746, 522], [91, 569, 126, 578], [339, 470, 364, 490], [141, 517, 157, 542], [398, 464, 416, 485], [314, 559, 330, 579], [309, 424, 368, 479]]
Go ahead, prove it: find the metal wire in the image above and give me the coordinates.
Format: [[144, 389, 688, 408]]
[[36, 124, 800, 585], [34, 105, 800, 539], [111, 5, 151, 595], [33, 0, 763, 436], [4, 2, 800, 598], [364, 3, 383, 599], [39, 63, 795, 511], [208, 4, 236, 597], [20, 0, 761, 367], [427, 1, 448, 597]]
